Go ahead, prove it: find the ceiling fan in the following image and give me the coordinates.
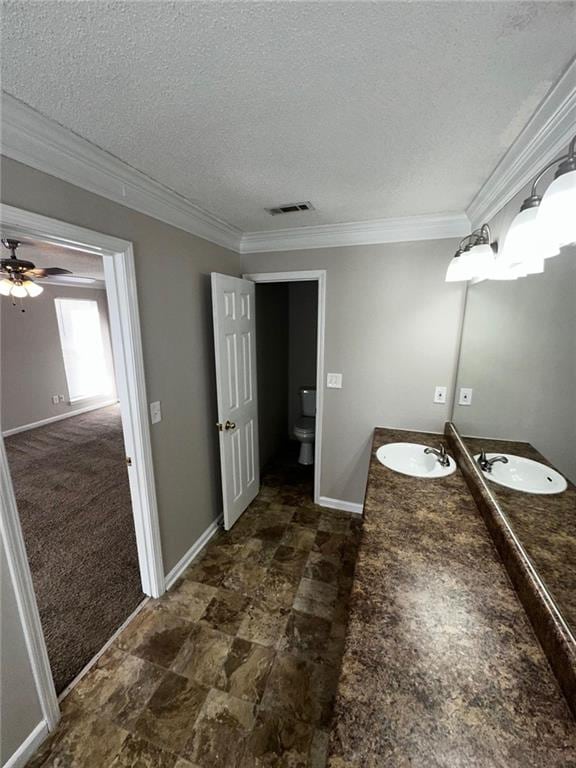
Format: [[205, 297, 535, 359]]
[[0, 239, 72, 299]]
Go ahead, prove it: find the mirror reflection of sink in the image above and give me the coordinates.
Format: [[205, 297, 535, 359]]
[[474, 454, 567, 495], [376, 443, 456, 478]]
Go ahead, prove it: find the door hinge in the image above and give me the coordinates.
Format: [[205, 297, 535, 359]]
[[126, 456, 133, 466]]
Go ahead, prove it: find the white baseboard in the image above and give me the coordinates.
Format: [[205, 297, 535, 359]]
[[2, 400, 119, 437], [4, 720, 49, 768], [164, 515, 223, 590], [318, 496, 364, 515]]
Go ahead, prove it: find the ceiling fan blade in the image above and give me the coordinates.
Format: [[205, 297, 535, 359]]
[[25, 267, 73, 277]]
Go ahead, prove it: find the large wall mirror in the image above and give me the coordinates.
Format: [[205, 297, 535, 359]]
[[451, 181, 576, 640]]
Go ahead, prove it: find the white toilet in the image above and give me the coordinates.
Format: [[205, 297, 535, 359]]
[[294, 386, 316, 465]]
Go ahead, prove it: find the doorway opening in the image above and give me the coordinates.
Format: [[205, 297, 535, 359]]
[[244, 271, 326, 508], [1, 238, 145, 696], [0, 204, 163, 732]]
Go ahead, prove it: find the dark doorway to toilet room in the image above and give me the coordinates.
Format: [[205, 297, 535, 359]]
[[255, 281, 318, 503]]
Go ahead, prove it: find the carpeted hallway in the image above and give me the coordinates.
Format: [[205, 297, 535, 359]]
[[5, 404, 143, 694]]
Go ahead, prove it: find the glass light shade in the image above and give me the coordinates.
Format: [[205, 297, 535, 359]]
[[0, 278, 13, 296], [522, 256, 545, 276], [487, 257, 519, 281], [538, 168, 576, 248], [10, 283, 28, 298], [23, 280, 44, 297], [500, 206, 559, 269], [460, 242, 495, 280], [445, 255, 468, 282]]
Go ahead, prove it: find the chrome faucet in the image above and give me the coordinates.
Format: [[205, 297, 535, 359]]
[[477, 451, 509, 473], [424, 443, 450, 468]]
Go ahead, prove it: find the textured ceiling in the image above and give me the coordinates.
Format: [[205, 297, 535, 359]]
[[1, 1, 575, 232]]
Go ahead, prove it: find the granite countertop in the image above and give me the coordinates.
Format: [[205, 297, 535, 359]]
[[462, 436, 576, 632], [328, 427, 576, 767]]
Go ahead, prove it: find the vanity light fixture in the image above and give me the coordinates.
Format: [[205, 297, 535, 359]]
[[499, 134, 575, 275], [445, 225, 497, 282], [538, 134, 576, 250], [445, 247, 468, 282], [464, 224, 497, 280], [446, 135, 575, 284]]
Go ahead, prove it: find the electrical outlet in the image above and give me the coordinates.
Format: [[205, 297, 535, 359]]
[[150, 401, 162, 424], [51, 395, 59, 405], [434, 386, 447, 404], [458, 387, 473, 406], [326, 373, 342, 389], [58, 395, 65, 402]]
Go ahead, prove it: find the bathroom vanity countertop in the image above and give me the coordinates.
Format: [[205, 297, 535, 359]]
[[463, 436, 576, 631], [327, 427, 576, 767]]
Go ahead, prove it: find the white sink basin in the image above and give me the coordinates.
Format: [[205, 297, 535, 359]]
[[376, 443, 456, 478], [474, 454, 567, 495]]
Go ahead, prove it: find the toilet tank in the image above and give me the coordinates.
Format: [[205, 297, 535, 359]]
[[300, 387, 316, 417]]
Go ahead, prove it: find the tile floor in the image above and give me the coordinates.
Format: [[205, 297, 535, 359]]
[[27, 450, 361, 767]]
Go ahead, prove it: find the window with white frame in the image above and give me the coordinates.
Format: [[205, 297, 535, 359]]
[[54, 298, 113, 402]]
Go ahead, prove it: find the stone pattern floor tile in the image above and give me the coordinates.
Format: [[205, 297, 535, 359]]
[[24, 446, 360, 768]]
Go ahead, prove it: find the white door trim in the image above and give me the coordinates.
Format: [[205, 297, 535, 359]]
[[0, 204, 165, 734], [242, 270, 326, 506]]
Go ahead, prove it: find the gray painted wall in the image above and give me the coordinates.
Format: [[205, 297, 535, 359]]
[[242, 240, 466, 504], [288, 282, 318, 434], [1, 284, 116, 432], [1, 156, 240, 761], [453, 180, 576, 483], [255, 282, 289, 469], [1, 537, 44, 765], [1, 157, 240, 574]]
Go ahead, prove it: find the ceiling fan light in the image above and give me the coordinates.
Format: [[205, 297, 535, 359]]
[[538, 164, 576, 248], [23, 280, 44, 297], [0, 278, 13, 296], [10, 283, 28, 298]]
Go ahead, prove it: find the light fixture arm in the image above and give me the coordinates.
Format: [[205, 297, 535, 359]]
[[477, 223, 491, 244], [460, 224, 492, 248], [528, 153, 569, 199], [523, 133, 576, 209]]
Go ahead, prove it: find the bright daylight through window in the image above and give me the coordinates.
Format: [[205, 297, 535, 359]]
[[54, 298, 112, 402]]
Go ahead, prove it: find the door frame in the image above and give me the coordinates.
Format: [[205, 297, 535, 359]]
[[0, 204, 165, 731], [242, 270, 326, 506]]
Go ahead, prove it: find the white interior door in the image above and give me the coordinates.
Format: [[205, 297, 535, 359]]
[[211, 273, 260, 529]]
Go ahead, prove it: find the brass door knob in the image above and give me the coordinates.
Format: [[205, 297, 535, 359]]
[[217, 420, 236, 431]]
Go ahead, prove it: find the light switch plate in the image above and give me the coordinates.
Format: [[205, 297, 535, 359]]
[[433, 386, 447, 404], [150, 401, 162, 424], [326, 373, 342, 389], [458, 387, 473, 406]]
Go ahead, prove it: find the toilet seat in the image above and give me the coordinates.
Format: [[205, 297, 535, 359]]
[[294, 417, 315, 439]]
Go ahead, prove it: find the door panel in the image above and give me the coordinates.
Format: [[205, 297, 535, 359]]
[[211, 274, 260, 529]]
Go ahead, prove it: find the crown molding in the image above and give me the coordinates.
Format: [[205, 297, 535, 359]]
[[467, 57, 576, 228], [1, 93, 243, 252], [240, 212, 469, 253]]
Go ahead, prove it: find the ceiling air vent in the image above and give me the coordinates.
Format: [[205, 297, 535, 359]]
[[265, 201, 315, 216]]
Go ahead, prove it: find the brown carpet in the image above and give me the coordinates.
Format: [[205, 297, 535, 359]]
[[5, 404, 143, 694]]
